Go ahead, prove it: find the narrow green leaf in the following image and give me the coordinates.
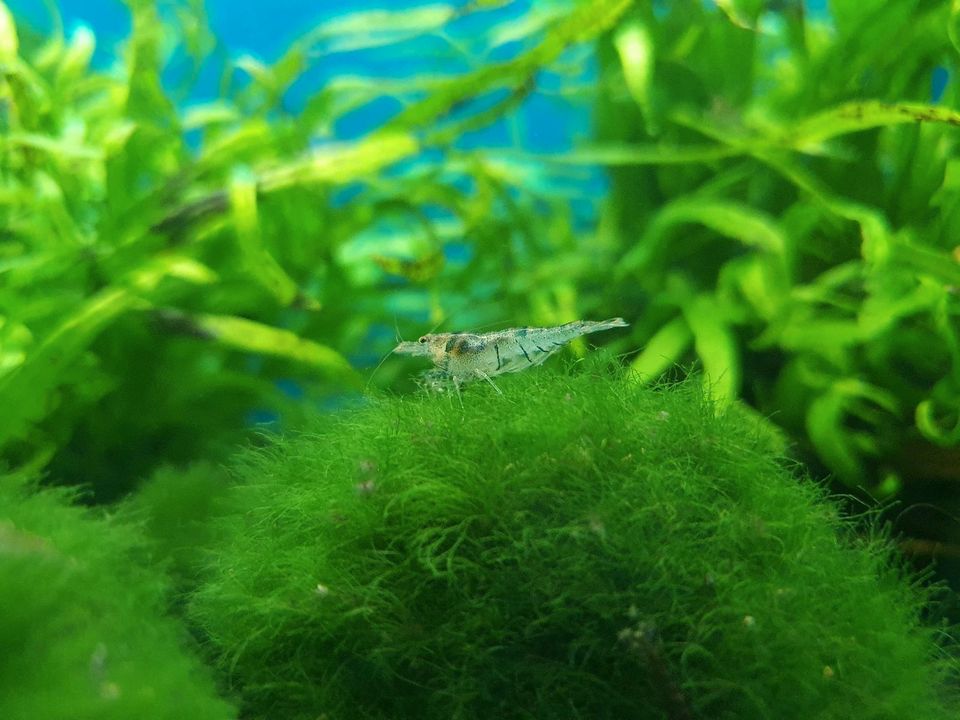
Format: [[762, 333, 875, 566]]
[[0, 315, 31, 377], [788, 101, 960, 149], [683, 294, 739, 406], [628, 315, 692, 382], [258, 133, 418, 192], [806, 389, 863, 483], [916, 398, 960, 445], [485, 5, 567, 50], [950, 0, 960, 57], [102, 120, 138, 155], [157, 133, 419, 237], [519, 144, 740, 166], [735, 148, 898, 260], [670, 200, 786, 254], [270, 45, 308, 93], [192, 313, 361, 386], [888, 239, 960, 287], [4, 132, 103, 160], [304, 5, 455, 55], [0, 1, 17, 62], [834, 378, 898, 414], [674, 111, 955, 266], [776, 318, 863, 353], [228, 167, 302, 307], [128, 255, 219, 291], [195, 119, 273, 168], [57, 25, 95, 84], [619, 199, 787, 276], [613, 20, 657, 133], [859, 280, 941, 338], [714, 0, 759, 29], [235, 55, 273, 88], [235, 49, 307, 103], [718, 255, 788, 321], [174, 0, 214, 71], [122, 0, 176, 122], [806, 379, 898, 483]]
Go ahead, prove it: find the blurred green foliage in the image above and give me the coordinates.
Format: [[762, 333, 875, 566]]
[[119, 461, 233, 588], [1, 0, 959, 527], [592, 0, 960, 491], [0, 474, 235, 719], [0, 0, 631, 498]]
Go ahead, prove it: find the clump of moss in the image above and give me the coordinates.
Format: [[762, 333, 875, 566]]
[[189, 368, 958, 719], [121, 462, 234, 589], [0, 477, 235, 720]]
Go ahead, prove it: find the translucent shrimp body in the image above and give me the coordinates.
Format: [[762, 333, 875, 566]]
[[394, 318, 628, 394]]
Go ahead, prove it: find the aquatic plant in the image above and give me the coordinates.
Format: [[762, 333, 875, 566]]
[[189, 369, 958, 720], [0, 475, 235, 719], [0, 0, 630, 497], [589, 0, 960, 494]]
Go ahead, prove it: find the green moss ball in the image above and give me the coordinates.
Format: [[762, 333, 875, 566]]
[[0, 477, 235, 720], [120, 462, 234, 589], [189, 370, 958, 719]]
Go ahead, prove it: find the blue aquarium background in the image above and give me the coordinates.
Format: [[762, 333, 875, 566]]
[[2, 1, 960, 717]]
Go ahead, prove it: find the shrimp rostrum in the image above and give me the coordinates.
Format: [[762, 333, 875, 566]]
[[393, 318, 628, 396]]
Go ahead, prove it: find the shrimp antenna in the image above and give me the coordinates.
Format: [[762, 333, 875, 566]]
[[424, 313, 445, 335], [364, 316, 403, 396]]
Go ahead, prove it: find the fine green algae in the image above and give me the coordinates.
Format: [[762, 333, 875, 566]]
[[189, 368, 958, 719], [0, 476, 235, 720], [120, 461, 235, 590]]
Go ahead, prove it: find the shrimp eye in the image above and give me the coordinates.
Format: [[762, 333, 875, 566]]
[[418, 336, 427, 344]]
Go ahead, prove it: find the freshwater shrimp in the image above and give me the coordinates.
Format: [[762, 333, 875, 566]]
[[393, 318, 628, 399]]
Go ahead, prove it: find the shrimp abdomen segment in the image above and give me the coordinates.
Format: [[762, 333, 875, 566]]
[[488, 318, 626, 375]]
